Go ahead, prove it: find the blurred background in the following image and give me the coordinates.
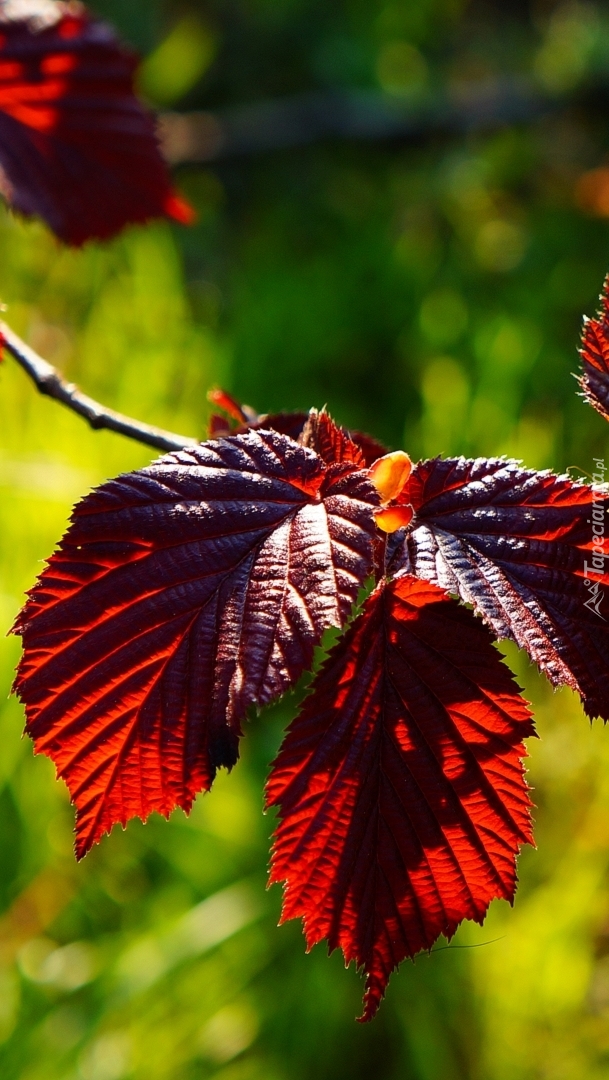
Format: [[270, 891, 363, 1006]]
[[1, 0, 609, 1077]]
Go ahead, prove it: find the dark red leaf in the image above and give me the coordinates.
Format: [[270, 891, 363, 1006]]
[[13, 430, 378, 857], [347, 430, 388, 468], [256, 411, 309, 441], [267, 574, 534, 1021], [579, 275, 609, 421], [270, 408, 387, 466], [396, 456, 609, 718], [208, 412, 233, 439], [207, 397, 310, 445], [300, 409, 366, 467], [295, 412, 387, 467], [0, 0, 193, 244], [206, 389, 388, 465]]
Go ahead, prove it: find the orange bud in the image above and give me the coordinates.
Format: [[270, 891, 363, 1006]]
[[374, 504, 414, 534], [368, 451, 412, 503]]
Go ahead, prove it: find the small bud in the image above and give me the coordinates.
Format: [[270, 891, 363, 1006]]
[[368, 451, 412, 503], [374, 504, 414, 534], [207, 388, 249, 424]]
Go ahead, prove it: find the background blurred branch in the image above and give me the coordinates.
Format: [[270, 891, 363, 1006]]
[[0, 322, 198, 453], [160, 77, 562, 164]]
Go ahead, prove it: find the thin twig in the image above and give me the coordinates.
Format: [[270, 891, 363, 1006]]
[[160, 77, 559, 164], [0, 321, 199, 453]]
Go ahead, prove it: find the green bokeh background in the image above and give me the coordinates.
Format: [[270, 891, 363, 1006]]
[[2, 1, 609, 1077]]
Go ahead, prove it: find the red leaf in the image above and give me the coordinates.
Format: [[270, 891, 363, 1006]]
[[254, 410, 310, 443], [0, 1, 194, 244], [347, 430, 388, 468], [13, 430, 378, 857], [302, 409, 389, 469], [206, 390, 388, 465], [207, 401, 310, 445], [397, 456, 609, 718], [207, 388, 252, 426], [579, 275, 609, 421], [267, 575, 534, 1021], [300, 409, 366, 467], [290, 412, 387, 468]]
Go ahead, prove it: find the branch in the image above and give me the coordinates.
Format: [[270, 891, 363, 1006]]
[[0, 321, 199, 453], [160, 77, 559, 164]]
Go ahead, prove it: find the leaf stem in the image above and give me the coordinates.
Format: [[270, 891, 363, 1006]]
[[0, 321, 199, 453]]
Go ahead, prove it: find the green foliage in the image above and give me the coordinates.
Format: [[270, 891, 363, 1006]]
[[2, 0, 609, 1076]]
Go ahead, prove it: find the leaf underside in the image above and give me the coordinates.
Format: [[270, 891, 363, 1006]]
[[267, 574, 534, 1021], [0, 0, 191, 244], [13, 429, 378, 857], [397, 456, 609, 719]]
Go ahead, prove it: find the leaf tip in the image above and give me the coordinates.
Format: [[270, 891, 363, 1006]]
[[356, 975, 386, 1023]]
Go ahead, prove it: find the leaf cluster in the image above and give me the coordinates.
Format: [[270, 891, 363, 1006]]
[[2, 0, 609, 1028], [13, 379, 609, 1020]]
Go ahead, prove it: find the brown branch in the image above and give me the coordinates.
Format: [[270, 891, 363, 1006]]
[[159, 78, 558, 165], [0, 321, 199, 453]]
